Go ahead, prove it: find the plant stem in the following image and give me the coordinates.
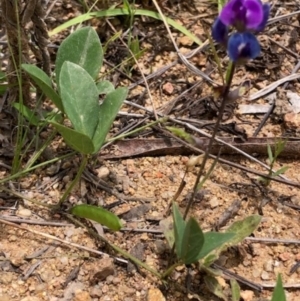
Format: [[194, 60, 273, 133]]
[[161, 262, 181, 279], [57, 154, 88, 206], [105, 117, 167, 144], [66, 214, 163, 278], [25, 130, 58, 169], [0, 152, 76, 185], [183, 62, 236, 219]]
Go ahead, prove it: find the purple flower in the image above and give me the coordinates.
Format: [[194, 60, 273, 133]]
[[227, 32, 261, 62], [211, 0, 270, 62], [212, 18, 228, 44], [220, 0, 269, 32], [255, 3, 270, 32]]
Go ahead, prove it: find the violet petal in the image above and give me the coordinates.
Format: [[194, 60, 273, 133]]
[[220, 0, 242, 26], [255, 3, 270, 32], [244, 0, 264, 29], [220, 0, 264, 29], [228, 32, 261, 62], [212, 18, 229, 43]]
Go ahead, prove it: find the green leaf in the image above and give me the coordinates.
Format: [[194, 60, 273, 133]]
[[181, 217, 205, 265], [203, 215, 262, 262], [92, 87, 127, 152], [159, 216, 174, 248], [55, 26, 103, 84], [225, 215, 262, 247], [13, 103, 40, 126], [204, 275, 226, 300], [203, 253, 219, 267], [271, 274, 286, 301], [48, 121, 94, 154], [71, 204, 122, 231], [274, 140, 286, 158], [59, 62, 100, 139], [196, 232, 235, 261], [97, 80, 115, 94], [166, 126, 194, 144], [172, 202, 186, 259], [273, 166, 289, 177], [267, 144, 274, 163], [49, 9, 202, 46], [230, 279, 240, 301], [128, 38, 146, 64], [0, 72, 8, 95], [0, 84, 8, 95], [0, 71, 6, 80], [22, 64, 63, 112]]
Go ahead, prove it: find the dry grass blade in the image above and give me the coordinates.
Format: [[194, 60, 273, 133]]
[[249, 73, 300, 101], [267, 10, 300, 25]]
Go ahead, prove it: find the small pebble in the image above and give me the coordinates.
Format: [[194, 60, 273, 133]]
[[162, 82, 174, 95], [240, 290, 254, 301], [96, 166, 110, 179], [74, 290, 91, 301], [90, 286, 102, 298], [178, 36, 193, 46], [147, 288, 166, 301], [209, 197, 219, 209], [90, 257, 115, 283], [279, 252, 292, 262], [252, 269, 260, 278], [261, 271, 270, 280], [264, 260, 273, 272], [17, 208, 32, 218], [112, 277, 121, 285]]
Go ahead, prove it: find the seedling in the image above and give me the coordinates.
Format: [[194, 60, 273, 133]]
[[160, 203, 262, 280], [16, 26, 127, 230], [258, 140, 289, 186], [271, 274, 286, 301]]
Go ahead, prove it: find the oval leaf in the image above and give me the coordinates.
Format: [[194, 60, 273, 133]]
[[22, 64, 63, 112], [48, 121, 94, 154], [196, 232, 235, 261], [13, 103, 40, 126], [225, 215, 262, 247], [92, 87, 128, 152], [97, 80, 115, 94], [60, 62, 100, 139], [181, 217, 205, 265], [71, 204, 122, 231], [172, 202, 186, 258], [160, 217, 174, 248], [55, 27, 103, 84]]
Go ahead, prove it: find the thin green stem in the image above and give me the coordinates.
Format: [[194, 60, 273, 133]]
[[105, 117, 167, 144], [57, 155, 88, 206], [184, 62, 236, 219], [161, 262, 181, 279], [11, 1, 35, 174], [25, 130, 58, 169], [0, 152, 76, 185], [66, 214, 163, 278]]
